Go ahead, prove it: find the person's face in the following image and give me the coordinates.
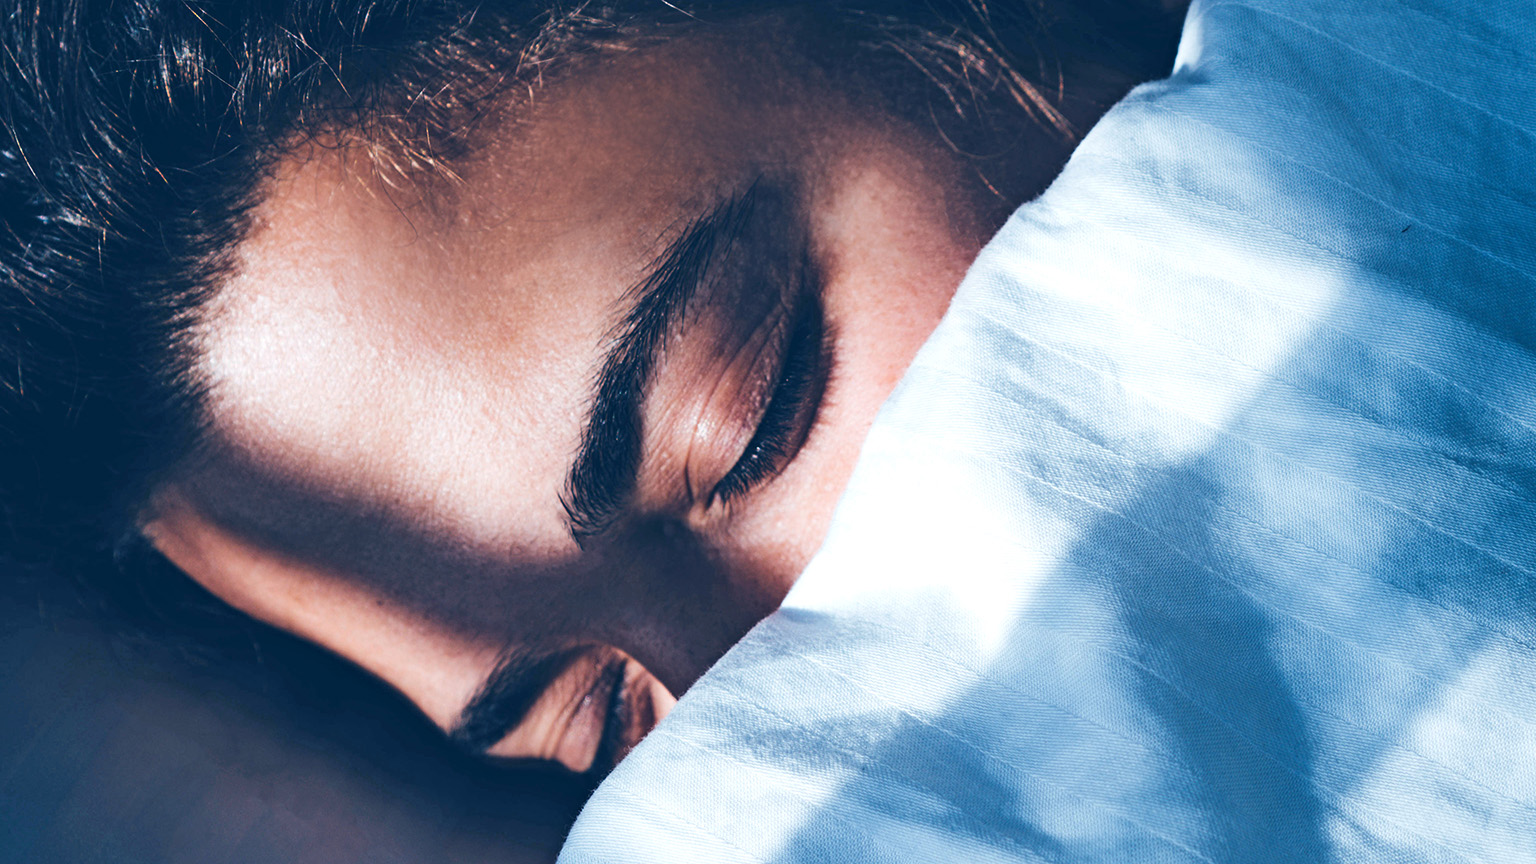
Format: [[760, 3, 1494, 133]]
[[145, 31, 990, 774]]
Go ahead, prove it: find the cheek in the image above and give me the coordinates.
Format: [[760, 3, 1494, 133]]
[[819, 198, 975, 474], [830, 279, 955, 398], [807, 122, 984, 392], [815, 184, 976, 392]]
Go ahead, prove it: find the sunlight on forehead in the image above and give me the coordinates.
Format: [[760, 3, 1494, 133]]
[[193, 32, 838, 562], [196, 150, 592, 556]]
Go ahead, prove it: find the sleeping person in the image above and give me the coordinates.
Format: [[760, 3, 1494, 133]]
[[0, 0, 1181, 778], [560, 0, 1536, 861], [7, 0, 1535, 861]]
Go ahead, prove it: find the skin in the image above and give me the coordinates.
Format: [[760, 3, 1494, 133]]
[[144, 32, 996, 774]]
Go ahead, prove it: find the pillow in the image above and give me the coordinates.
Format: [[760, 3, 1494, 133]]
[[562, 1, 1536, 860]]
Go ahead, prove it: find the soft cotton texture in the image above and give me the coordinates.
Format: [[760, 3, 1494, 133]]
[[561, 0, 1536, 860]]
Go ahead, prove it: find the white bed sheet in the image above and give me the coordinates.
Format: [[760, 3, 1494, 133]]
[[562, 1, 1536, 860]]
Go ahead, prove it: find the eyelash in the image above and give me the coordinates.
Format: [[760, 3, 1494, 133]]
[[589, 659, 630, 775], [708, 278, 829, 508]]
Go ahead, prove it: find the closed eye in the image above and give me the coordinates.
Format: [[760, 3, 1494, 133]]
[[708, 265, 832, 508], [465, 647, 665, 776]]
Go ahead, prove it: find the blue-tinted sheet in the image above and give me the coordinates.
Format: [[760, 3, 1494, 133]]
[[563, 1, 1536, 860]]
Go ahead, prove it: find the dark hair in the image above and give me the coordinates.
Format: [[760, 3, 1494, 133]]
[[0, 0, 1176, 641]]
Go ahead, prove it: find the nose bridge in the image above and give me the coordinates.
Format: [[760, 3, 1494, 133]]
[[147, 501, 506, 735], [588, 524, 790, 695], [254, 583, 507, 736], [289, 586, 506, 734], [153, 481, 797, 732]]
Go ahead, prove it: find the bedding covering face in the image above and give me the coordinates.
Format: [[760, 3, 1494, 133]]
[[561, 0, 1536, 861]]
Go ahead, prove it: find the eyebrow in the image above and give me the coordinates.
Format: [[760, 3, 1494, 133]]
[[448, 647, 577, 754], [561, 185, 759, 540]]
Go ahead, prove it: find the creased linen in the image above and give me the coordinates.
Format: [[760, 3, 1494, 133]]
[[562, 1, 1536, 860]]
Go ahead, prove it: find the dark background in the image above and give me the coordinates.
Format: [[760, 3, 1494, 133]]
[[0, 569, 591, 864]]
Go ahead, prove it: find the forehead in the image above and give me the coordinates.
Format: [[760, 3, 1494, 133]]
[[191, 44, 784, 563]]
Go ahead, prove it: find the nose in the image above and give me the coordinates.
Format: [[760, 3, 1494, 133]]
[[146, 502, 508, 732], [579, 518, 793, 696], [146, 494, 778, 768]]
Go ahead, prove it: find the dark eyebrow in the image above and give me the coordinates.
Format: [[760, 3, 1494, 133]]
[[448, 647, 577, 754], [561, 185, 759, 541]]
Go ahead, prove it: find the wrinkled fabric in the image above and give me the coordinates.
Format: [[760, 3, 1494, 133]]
[[561, 1, 1536, 861]]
